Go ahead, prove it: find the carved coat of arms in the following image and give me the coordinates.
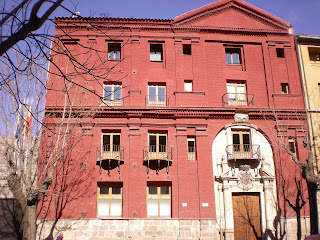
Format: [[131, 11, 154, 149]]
[[238, 165, 254, 190]]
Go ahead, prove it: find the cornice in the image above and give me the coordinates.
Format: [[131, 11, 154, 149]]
[[45, 106, 307, 120], [55, 22, 289, 36]]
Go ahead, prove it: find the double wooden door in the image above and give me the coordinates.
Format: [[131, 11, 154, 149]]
[[232, 193, 262, 240]]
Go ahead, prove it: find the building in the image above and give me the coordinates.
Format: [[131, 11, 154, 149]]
[[296, 34, 320, 232], [40, 0, 311, 239]]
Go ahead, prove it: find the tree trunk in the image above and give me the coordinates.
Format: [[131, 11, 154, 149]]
[[307, 181, 319, 235], [297, 209, 302, 240], [21, 204, 37, 240]]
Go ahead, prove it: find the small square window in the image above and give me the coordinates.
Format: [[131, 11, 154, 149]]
[[184, 80, 193, 92], [225, 48, 241, 65], [150, 44, 163, 61], [281, 83, 289, 94], [183, 44, 191, 55], [108, 43, 121, 61], [309, 47, 320, 61], [103, 83, 122, 106], [276, 48, 285, 58]]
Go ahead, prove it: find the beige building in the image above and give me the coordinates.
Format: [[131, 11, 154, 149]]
[[296, 34, 320, 231]]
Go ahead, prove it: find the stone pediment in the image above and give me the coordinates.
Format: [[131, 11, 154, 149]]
[[173, 0, 291, 32]]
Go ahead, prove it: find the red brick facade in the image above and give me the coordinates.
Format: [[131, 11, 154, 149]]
[[41, 0, 310, 238]]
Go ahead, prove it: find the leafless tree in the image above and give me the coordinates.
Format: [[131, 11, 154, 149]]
[[263, 109, 319, 237], [0, 1, 128, 239]]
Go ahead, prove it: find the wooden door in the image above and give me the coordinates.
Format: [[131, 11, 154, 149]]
[[232, 193, 262, 240]]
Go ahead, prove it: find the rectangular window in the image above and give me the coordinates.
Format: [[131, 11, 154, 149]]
[[187, 137, 196, 161], [225, 48, 241, 65], [97, 183, 122, 217], [147, 183, 171, 218], [102, 133, 121, 159], [104, 84, 122, 106], [148, 84, 166, 106], [150, 44, 163, 61], [183, 44, 191, 55], [227, 82, 247, 106], [184, 80, 193, 92], [108, 43, 121, 61], [281, 83, 289, 94], [309, 47, 320, 61], [276, 48, 285, 58], [232, 130, 252, 158], [148, 133, 167, 160], [288, 138, 297, 156]]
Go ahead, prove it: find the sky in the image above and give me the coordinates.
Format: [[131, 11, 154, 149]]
[[52, 0, 320, 36]]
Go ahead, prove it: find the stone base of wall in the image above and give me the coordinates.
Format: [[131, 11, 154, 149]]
[[37, 217, 310, 240]]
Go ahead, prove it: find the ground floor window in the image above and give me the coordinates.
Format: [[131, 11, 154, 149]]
[[97, 183, 122, 217], [147, 183, 171, 218]]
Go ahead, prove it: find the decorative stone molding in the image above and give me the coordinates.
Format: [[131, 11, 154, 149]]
[[238, 165, 254, 190], [234, 112, 249, 123]]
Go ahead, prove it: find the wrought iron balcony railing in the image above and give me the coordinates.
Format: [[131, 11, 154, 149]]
[[103, 99, 122, 106], [101, 144, 124, 161], [143, 145, 172, 161], [146, 95, 169, 107], [225, 144, 261, 160], [222, 93, 255, 107]]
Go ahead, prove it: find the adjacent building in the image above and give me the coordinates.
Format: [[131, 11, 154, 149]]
[[296, 34, 320, 232], [40, 0, 311, 239]]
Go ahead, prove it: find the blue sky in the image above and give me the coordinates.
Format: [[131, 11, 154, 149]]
[[53, 0, 320, 35]]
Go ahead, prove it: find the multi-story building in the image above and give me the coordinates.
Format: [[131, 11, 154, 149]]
[[296, 34, 320, 232], [40, 0, 311, 239]]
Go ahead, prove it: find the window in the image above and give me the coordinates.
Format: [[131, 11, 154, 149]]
[[227, 82, 247, 106], [187, 137, 196, 161], [148, 84, 166, 106], [225, 48, 241, 65], [184, 80, 193, 92], [104, 84, 122, 106], [147, 184, 171, 218], [276, 48, 285, 58], [108, 43, 121, 61], [102, 133, 121, 159], [183, 44, 191, 55], [288, 138, 297, 156], [148, 133, 167, 154], [232, 130, 251, 158], [97, 183, 122, 217], [150, 44, 163, 61], [309, 47, 320, 61], [281, 83, 289, 94]]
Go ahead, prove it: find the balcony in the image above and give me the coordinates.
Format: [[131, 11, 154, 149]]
[[222, 93, 255, 107], [103, 99, 122, 106], [146, 95, 169, 107], [143, 145, 172, 176], [96, 144, 124, 177], [225, 144, 261, 163]]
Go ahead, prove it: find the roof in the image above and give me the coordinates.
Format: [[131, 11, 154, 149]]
[[173, 0, 291, 29]]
